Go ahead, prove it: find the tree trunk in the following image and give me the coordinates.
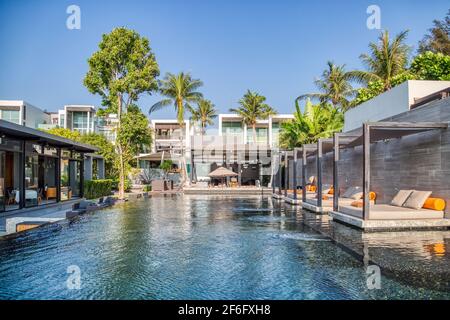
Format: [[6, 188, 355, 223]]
[[177, 100, 188, 187], [252, 124, 257, 144], [117, 94, 125, 199]]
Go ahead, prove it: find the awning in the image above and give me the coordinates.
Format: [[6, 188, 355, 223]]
[[346, 122, 448, 148], [135, 151, 173, 161], [0, 119, 98, 152]]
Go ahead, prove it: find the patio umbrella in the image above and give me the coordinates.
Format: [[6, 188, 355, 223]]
[[208, 167, 238, 187]]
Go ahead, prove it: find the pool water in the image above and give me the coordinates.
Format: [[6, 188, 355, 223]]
[[0, 195, 448, 300]]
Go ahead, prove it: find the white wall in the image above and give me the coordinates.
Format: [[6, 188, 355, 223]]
[[344, 80, 450, 132]]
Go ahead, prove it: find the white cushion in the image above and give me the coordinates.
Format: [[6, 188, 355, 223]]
[[403, 191, 432, 210], [391, 190, 414, 207], [350, 191, 363, 200]]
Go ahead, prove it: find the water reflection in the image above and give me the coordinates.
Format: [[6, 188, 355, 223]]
[[0, 195, 448, 299]]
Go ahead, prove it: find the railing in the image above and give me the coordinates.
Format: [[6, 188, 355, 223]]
[[155, 134, 183, 140]]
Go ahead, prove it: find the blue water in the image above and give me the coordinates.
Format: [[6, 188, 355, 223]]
[[0, 195, 448, 300]]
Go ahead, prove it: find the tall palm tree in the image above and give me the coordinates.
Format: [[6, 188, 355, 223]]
[[149, 72, 203, 124], [297, 61, 357, 111], [279, 99, 344, 149], [229, 90, 277, 144], [188, 99, 217, 135], [352, 30, 411, 91]]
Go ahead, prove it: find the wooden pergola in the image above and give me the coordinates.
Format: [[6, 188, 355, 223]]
[[334, 122, 448, 220]]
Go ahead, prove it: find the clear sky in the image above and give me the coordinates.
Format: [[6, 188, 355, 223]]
[[0, 0, 448, 124]]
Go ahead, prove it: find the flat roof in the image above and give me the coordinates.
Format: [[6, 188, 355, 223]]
[[0, 119, 98, 152]]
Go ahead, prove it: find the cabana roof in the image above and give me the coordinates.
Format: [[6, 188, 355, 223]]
[[346, 122, 448, 148]]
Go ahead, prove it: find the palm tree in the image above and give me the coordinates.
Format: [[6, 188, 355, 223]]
[[352, 30, 411, 91], [279, 99, 344, 149], [229, 90, 277, 144], [297, 61, 357, 111], [188, 99, 218, 135], [149, 72, 203, 124]]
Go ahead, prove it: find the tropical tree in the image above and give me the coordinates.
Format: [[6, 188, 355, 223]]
[[418, 10, 450, 55], [279, 99, 344, 149], [84, 27, 160, 199], [43, 128, 118, 179], [229, 90, 277, 143], [297, 61, 357, 111], [352, 30, 411, 91], [188, 98, 217, 135], [149, 72, 203, 125]]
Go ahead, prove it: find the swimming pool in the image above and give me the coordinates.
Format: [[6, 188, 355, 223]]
[[0, 195, 448, 299]]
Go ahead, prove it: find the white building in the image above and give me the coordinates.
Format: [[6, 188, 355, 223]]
[[0, 100, 50, 128], [57, 105, 96, 134], [219, 114, 294, 147], [344, 80, 450, 132]]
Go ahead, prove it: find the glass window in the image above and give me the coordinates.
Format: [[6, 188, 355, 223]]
[[61, 149, 71, 158], [43, 157, 57, 204], [60, 158, 70, 201], [25, 142, 42, 154], [222, 122, 243, 136], [0, 137, 22, 152], [43, 147, 58, 157], [59, 115, 65, 127], [73, 111, 89, 134], [1, 110, 20, 124], [69, 160, 81, 198], [247, 127, 268, 144], [25, 155, 39, 207]]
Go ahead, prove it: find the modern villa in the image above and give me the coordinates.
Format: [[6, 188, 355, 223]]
[[0, 119, 98, 213]]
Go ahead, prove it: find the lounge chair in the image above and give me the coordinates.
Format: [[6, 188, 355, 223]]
[[338, 204, 444, 220]]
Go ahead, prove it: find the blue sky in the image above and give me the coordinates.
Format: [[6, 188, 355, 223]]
[[0, 0, 448, 123]]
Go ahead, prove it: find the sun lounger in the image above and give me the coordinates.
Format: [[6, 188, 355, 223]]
[[338, 204, 444, 220]]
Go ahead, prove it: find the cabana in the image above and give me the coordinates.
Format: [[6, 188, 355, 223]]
[[272, 150, 285, 200], [301, 139, 333, 213], [284, 149, 302, 205], [330, 122, 450, 231]]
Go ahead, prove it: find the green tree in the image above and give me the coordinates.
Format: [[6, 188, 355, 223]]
[[279, 99, 344, 149], [418, 10, 450, 55], [79, 133, 117, 179], [44, 127, 81, 141], [43, 128, 117, 179], [297, 61, 357, 111], [188, 98, 217, 135], [229, 90, 277, 144], [410, 51, 450, 81], [352, 30, 411, 91], [84, 27, 159, 199], [117, 105, 152, 176], [149, 72, 203, 125]]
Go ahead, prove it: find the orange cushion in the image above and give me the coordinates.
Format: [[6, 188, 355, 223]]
[[369, 192, 376, 201], [422, 198, 446, 211], [322, 195, 329, 200], [328, 187, 334, 195], [351, 201, 363, 208]]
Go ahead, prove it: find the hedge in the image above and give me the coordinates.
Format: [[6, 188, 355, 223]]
[[111, 179, 132, 192], [84, 179, 113, 199]]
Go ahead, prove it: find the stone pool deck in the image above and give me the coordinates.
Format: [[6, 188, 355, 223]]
[[0, 200, 81, 237]]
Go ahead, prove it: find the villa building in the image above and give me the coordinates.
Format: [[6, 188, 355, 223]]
[[136, 114, 294, 187], [0, 100, 51, 128], [0, 119, 98, 214]]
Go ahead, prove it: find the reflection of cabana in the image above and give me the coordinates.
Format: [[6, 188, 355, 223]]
[[331, 122, 450, 231], [284, 148, 302, 205], [272, 150, 285, 200]]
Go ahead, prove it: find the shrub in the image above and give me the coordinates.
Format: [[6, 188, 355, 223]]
[[111, 179, 132, 192], [84, 179, 113, 199], [143, 185, 152, 192]]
